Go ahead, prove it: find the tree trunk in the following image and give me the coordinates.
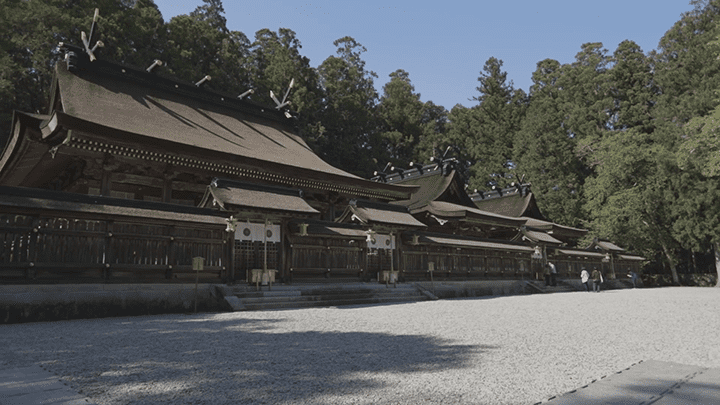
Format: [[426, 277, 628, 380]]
[[661, 242, 680, 285], [714, 242, 720, 288]]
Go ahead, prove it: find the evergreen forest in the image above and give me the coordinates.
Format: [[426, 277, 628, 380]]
[[1, 0, 719, 285]]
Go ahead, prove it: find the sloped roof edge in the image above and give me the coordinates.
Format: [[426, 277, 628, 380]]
[[200, 178, 319, 214], [336, 199, 426, 228]]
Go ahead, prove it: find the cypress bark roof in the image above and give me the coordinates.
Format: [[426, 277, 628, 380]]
[[0, 185, 227, 225], [415, 201, 527, 228], [199, 178, 319, 214], [411, 232, 534, 252], [470, 186, 545, 219], [336, 199, 426, 228], [520, 228, 564, 245], [556, 249, 608, 258], [52, 58, 352, 178], [387, 166, 475, 211], [1, 46, 416, 201], [586, 239, 626, 252], [523, 217, 588, 240]]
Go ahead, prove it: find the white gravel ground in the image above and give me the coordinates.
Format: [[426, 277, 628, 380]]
[[2, 287, 719, 405]]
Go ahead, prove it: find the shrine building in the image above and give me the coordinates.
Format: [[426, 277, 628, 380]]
[[0, 41, 643, 285]]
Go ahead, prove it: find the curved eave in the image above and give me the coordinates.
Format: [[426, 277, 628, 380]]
[[617, 255, 646, 261], [0, 112, 52, 186], [389, 168, 473, 210], [554, 249, 607, 259], [198, 186, 227, 210], [522, 217, 588, 238], [0, 186, 228, 226], [409, 232, 535, 252], [519, 228, 564, 246], [344, 205, 427, 229], [42, 112, 418, 201], [418, 201, 526, 228]]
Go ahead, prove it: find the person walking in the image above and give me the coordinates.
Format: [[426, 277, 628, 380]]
[[581, 267, 590, 292], [628, 271, 638, 288], [549, 261, 557, 286], [591, 267, 603, 292], [544, 263, 551, 286]]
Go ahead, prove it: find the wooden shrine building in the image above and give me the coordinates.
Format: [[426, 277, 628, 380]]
[[0, 40, 643, 285]]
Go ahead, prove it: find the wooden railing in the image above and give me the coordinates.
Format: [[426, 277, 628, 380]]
[[1, 211, 228, 284], [401, 249, 536, 281], [289, 243, 364, 281]]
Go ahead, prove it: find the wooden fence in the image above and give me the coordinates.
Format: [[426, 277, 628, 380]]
[[1, 208, 228, 284]]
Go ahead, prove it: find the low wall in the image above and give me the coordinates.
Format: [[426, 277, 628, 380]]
[[414, 280, 528, 299], [641, 273, 718, 287], [0, 284, 230, 324]]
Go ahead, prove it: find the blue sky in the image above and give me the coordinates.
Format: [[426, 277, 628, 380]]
[[153, 1, 694, 110]]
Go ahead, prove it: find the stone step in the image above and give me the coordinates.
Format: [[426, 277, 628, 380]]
[[220, 283, 429, 311], [226, 287, 426, 311], [233, 286, 417, 296], [525, 280, 579, 293], [287, 277, 363, 284], [241, 292, 424, 304], [241, 295, 428, 311]]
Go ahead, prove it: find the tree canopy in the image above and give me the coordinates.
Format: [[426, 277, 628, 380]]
[[2, 0, 720, 283]]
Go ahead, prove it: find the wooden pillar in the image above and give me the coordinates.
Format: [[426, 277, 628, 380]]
[[100, 170, 111, 197], [227, 228, 235, 283], [103, 220, 114, 281], [280, 219, 288, 284], [162, 176, 173, 203], [166, 225, 176, 280]]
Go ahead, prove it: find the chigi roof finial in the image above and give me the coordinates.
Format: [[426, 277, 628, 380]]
[[195, 75, 211, 87], [146, 59, 163, 73], [81, 8, 103, 61]]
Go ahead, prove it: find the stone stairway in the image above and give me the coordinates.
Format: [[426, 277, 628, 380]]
[[527, 278, 638, 293], [601, 278, 637, 290], [217, 283, 429, 311], [524, 280, 580, 294]]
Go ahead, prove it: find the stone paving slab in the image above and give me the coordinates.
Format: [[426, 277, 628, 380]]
[[544, 360, 720, 405], [0, 365, 96, 405]]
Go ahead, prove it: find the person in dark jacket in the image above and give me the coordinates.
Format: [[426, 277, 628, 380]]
[[548, 262, 557, 286], [591, 267, 603, 292]]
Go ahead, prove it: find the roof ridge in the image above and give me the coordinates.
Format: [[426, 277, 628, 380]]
[[59, 43, 293, 124]]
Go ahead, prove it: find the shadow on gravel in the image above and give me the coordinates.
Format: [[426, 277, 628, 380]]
[[7, 314, 493, 404]]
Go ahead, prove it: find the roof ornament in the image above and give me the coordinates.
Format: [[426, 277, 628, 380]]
[[515, 174, 528, 196], [372, 162, 392, 182], [430, 214, 448, 226], [195, 75, 211, 87], [270, 78, 294, 111], [146, 59, 163, 73], [81, 8, 103, 61], [441, 145, 452, 160], [225, 215, 238, 233], [409, 161, 423, 175], [238, 89, 254, 99], [429, 146, 458, 176], [390, 165, 405, 179]]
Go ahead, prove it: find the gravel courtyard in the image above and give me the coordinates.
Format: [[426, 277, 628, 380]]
[[1, 287, 719, 404]]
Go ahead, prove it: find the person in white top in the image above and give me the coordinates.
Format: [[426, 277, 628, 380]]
[[580, 268, 590, 292]]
